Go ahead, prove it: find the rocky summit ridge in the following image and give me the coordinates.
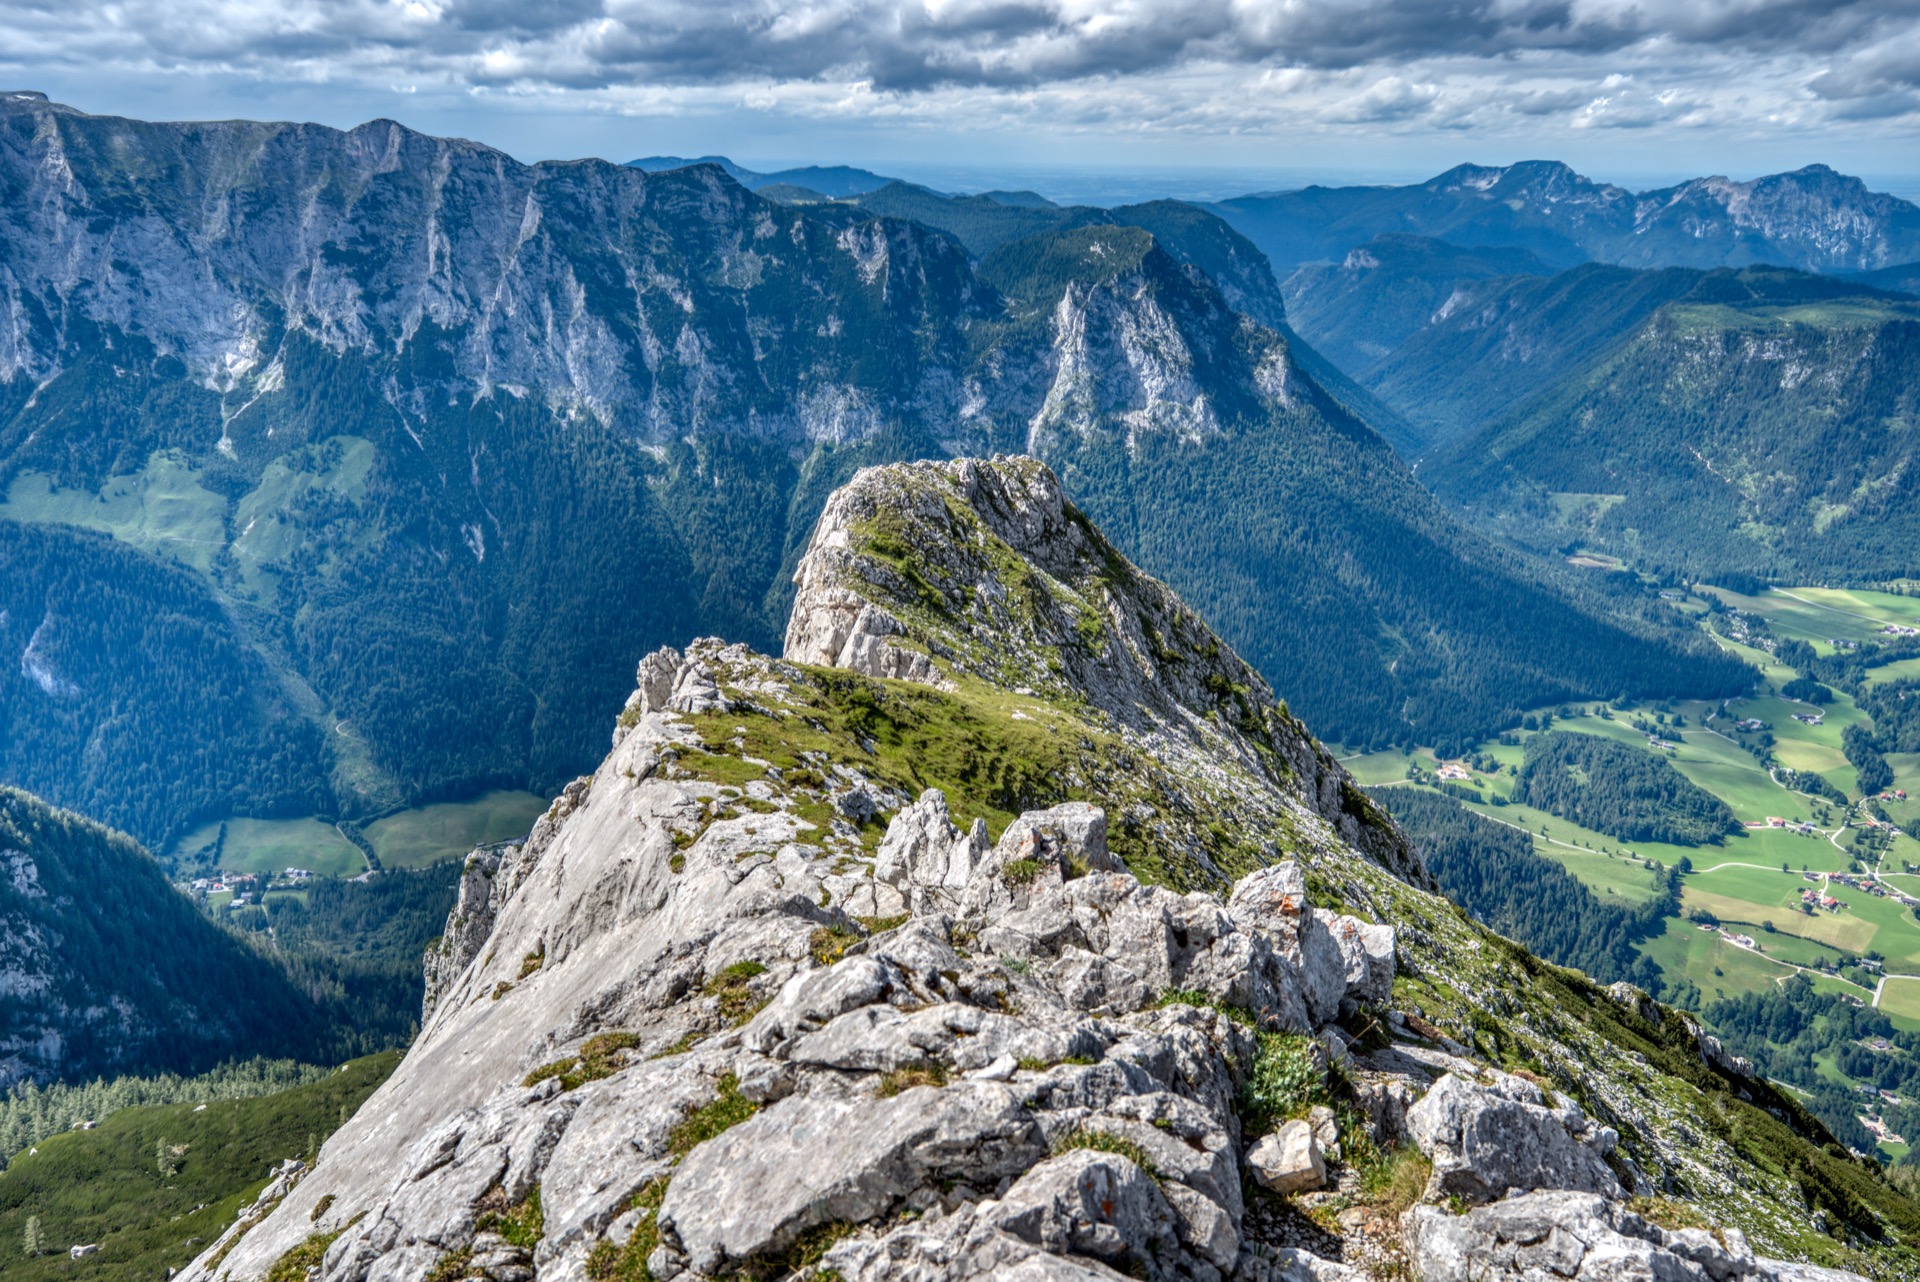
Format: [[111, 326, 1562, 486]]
[[184, 459, 1915, 1282]]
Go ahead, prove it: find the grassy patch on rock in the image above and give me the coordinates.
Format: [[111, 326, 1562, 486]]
[[666, 1076, 758, 1158]]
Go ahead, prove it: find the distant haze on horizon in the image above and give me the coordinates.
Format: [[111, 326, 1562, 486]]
[[4, 0, 1916, 205]]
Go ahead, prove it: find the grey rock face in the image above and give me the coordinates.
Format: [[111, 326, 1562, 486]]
[[167, 459, 1875, 1282], [1403, 1191, 1864, 1282], [873, 789, 991, 912], [421, 848, 505, 1025], [1405, 1072, 1620, 1205], [660, 1083, 1046, 1275], [782, 456, 1430, 890], [1247, 1120, 1324, 1195]]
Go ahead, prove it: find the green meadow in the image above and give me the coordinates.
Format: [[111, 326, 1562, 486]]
[[363, 790, 546, 869], [167, 817, 367, 879]]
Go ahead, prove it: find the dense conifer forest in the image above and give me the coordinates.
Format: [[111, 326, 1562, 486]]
[[1514, 730, 1740, 845]]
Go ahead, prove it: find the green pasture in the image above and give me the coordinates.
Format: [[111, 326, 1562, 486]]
[[363, 789, 547, 869], [1639, 916, 1798, 1004], [1866, 657, 1920, 687], [1879, 977, 1920, 1024], [167, 817, 366, 879], [1708, 586, 1919, 649], [0, 454, 229, 575]]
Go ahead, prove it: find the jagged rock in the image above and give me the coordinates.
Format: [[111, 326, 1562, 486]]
[[990, 1148, 1178, 1264], [784, 577, 943, 687], [658, 1083, 1047, 1275], [1305, 1104, 1341, 1162], [1227, 863, 1349, 1024], [872, 789, 993, 914], [1246, 1120, 1324, 1195], [175, 460, 1891, 1282], [422, 849, 505, 1025], [1325, 915, 1394, 1007], [1405, 1073, 1620, 1205], [1403, 1191, 1865, 1282], [998, 804, 1117, 875]]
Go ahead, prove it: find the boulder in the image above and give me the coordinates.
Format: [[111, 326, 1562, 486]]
[[1247, 1119, 1324, 1195], [1325, 915, 1394, 1007], [657, 1082, 1046, 1275], [998, 804, 1117, 875], [1227, 862, 1348, 1024], [1405, 1073, 1619, 1205], [990, 1148, 1178, 1263], [1403, 1190, 1868, 1282]]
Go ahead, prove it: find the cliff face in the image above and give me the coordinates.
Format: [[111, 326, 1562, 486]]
[[183, 460, 1916, 1282]]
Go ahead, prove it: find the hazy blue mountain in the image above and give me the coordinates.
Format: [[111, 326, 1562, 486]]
[[1845, 260, 1920, 296], [1214, 161, 1920, 278], [627, 154, 899, 197], [0, 95, 1745, 849], [1360, 262, 1711, 450], [1280, 234, 1553, 378]]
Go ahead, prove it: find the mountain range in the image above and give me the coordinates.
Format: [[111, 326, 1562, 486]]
[[1421, 267, 1920, 583], [1214, 161, 1920, 278], [0, 93, 1742, 855]]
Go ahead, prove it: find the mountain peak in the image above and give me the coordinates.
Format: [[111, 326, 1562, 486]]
[[786, 455, 1425, 886]]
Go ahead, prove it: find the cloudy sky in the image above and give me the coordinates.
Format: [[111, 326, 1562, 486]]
[[6, 0, 1919, 197]]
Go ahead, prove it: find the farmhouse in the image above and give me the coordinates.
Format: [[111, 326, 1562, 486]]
[[1434, 762, 1472, 782]]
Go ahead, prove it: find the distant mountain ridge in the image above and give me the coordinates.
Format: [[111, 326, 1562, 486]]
[[0, 94, 1744, 848], [0, 787, 324, 1086], [627, 154, 900, 197], [1215, 161, 1920, 278]]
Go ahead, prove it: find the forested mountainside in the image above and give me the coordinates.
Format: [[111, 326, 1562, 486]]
[[1423, 270, 1920, 584], [0, 95, 1741, 850], [1279, 234, 1552, 384], [0, 783, 457, 1090], [1213, 161, 1920, 279], [0, 788, 324, 1087], [187, 457, 1917, 1282]]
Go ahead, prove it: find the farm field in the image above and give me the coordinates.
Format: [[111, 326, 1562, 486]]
[[1366, 586, 1920, 1024], [1639, 917, 1797, 1007], [363, 790, 546, 869], [167, 790, 547, 880], [1881, 977, 1920, 1024], [167, 816, 366, 879]]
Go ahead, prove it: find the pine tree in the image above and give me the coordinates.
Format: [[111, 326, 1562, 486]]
[[22, 1214, 41, 1257]]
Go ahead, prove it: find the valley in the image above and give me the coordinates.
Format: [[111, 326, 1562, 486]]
[[1353, 583, 1920, 1161], [1, 88, 1919, 1281]]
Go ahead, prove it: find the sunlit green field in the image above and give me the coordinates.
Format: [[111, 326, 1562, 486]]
[[168, 789, 547, 879], [1639, 916, 1797, 1006], [363, 789, 546, 869], [1880, 977, 1920, 1023], [167, 816, 366, 879]]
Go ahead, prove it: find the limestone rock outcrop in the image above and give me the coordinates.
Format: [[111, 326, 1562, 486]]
[[177, 459, 1889, 1282], [1405, 1072, 1621, 1206], [1404, 1192, 1863, 1282]]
